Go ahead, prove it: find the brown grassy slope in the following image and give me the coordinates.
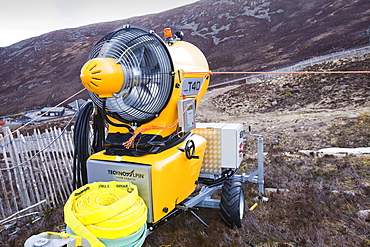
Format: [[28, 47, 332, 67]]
[[144, 156, 370, 247], [2, 56, 370, 246], [1, 0, 369, 116], [212, 54, 370, 115]]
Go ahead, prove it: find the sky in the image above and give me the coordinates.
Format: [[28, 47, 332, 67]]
[[0, 0, 199, 47]]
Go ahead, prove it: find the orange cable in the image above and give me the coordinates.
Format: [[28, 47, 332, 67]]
[[0, 88, 86, 142], [184, 70, 370, 75], [123, 97, 197, 149], [123, 74, 209, 149]]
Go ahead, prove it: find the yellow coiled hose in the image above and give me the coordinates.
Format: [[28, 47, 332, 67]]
[[64, 181, 147, 247]]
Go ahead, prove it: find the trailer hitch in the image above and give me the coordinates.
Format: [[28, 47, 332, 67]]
[[188, 209, 209, 227], [176, 205, 209, 227]]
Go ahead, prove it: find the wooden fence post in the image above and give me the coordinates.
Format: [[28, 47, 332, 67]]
[[54, 127, 73, 196], [16, 131, 37, 207], [46, 127, 68, 201], [0, 134, 12, 218], [0, 124, 76, 221], [6, 128, 31, 209], [36, 128, 60, 206], [21, 132, 45, 211], [0, 130, 19, 214]]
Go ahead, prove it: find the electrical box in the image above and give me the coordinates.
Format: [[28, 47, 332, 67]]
[[178, 98, 196, 132], [192, 123, 244, 173]]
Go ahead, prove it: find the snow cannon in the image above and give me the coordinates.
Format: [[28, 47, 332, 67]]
[[25, 25, 266, 247]]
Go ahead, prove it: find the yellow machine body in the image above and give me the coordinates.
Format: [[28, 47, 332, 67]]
[[87, 134, 207, 223], [80, 57, 124, 98], [107, 40, 210, 137], [82, 28, 210, 224]]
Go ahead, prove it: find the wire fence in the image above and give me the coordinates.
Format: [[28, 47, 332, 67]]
[[0, 126, 74, 226], [209, 45, 370, 88]]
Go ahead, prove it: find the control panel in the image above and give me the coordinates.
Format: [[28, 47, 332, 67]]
[[192, 123, 244, 173]]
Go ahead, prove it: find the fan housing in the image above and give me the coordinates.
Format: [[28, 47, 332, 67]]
[[81, 25, 174, 126]]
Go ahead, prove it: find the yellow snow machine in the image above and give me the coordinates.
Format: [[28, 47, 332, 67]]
[[25, 25, 265, 247]]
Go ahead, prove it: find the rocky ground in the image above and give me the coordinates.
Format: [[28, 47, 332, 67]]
[[145, 54, 370, 246], [199, 54, 369, 153], [2, 54, 370, 246], [172, 53, 370, 247]]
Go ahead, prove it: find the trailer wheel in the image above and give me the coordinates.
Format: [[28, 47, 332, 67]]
[[220, 177, 245, 228]]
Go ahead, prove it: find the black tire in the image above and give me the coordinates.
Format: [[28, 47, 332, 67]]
[[220, 176, 245, 228]]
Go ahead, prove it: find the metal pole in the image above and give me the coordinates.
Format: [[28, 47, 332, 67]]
[[257, 136, 264, 197]]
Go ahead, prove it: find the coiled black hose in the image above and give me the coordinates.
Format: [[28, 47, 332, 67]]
[[72, 101, 105, 189]]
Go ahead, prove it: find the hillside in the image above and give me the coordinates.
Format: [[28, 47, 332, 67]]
[[3, 53, 369, 247], [0, 0, 369, 116], [212, 54, 370, 115]]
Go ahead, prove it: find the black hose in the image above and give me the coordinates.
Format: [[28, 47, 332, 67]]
[[92, 107, 106, 152], [72, 101, 105, 189], [101, 99, 135, 132], [199, 168, 239, 188]]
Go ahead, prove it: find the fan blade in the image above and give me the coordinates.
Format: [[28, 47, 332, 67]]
[[86, 26, 174, 124], [138, 83, 153, 98], [117, 39, 156, 64], [137, 47, 146, 66]]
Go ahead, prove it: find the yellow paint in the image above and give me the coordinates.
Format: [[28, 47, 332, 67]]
[[64, 181, 147, 247], [81, 37, 210, 223], [88, 134, 207, 223], [94, 41, 210, 137], [80, 57, 124, 98]]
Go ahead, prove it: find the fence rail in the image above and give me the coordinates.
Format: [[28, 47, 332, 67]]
[[210, 45, 370, 88], [0, 126, 74, 224]]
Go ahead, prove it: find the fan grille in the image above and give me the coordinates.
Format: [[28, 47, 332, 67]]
[[87, 26, 174, 125]]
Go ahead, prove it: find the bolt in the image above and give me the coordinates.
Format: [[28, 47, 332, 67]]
[[34, 238, 49, 246]]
